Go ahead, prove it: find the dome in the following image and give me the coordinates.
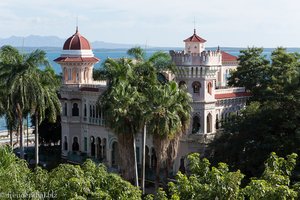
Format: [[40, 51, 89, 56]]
[[63, 27, 91, 50]]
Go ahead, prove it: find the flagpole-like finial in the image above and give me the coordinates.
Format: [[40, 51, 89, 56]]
[[193, 17, 196, 34], [76, 16, 78, 33]]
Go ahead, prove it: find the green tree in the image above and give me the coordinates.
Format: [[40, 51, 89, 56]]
[[167, 153, 244, 200], [99, 57, 143, 184], [243, 152, 298, 199], [211, 47, 300, 179], [30, 66, 61, 166], [228, 47, 270, 95], [146, 82, 192, 189], [0, 46, 50, 158]]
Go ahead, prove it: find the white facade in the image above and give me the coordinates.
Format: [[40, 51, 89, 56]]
[[57, 30, 249, 174]]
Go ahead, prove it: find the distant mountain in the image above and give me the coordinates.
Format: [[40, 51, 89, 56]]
[[0, 35, 146, 49]]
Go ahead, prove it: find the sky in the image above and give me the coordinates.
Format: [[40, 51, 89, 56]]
[[0, 0, 300, 47]]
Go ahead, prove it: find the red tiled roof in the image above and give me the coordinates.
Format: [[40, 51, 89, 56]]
[[63, 27, 91, 50], [80, 87, 99, 92], [54, 56, 99, 63], [215, 92, 251, 99], [184, 29, 206, 43], [221, 51, 237, 62]]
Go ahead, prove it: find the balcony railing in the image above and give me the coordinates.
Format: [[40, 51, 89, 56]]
[[215, 87, 245, 94]]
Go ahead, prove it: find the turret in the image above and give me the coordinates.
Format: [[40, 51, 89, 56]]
[[183, 29, 206, 54], [54, 27, 100, 85]]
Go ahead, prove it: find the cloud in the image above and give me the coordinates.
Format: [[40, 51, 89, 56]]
[[0, 0, 300, 47]]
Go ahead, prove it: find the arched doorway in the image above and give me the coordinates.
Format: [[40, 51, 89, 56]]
[[72, 137, 79, 152]]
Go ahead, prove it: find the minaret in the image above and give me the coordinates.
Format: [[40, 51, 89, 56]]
[[54, 28, 99, 85]]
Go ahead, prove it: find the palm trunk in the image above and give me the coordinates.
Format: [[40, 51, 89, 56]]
[[153, 136, 170, 191], [155, 157, 161, 191], [17, 104, 24, 159], [35, 113, 39, 167], [133, 134, 139, 187], [141, 124, 146, 194], [117, 133, 136, 183]]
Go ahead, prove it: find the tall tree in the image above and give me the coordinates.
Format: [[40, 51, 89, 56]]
[[210, 47, 300, 179], [146, 82, 192, 189], [0, 46, 58, 160], [99, 57, 143, 184], [29, 67, 61, 166]]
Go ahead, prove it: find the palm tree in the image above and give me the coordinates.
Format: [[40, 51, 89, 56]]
[[99, 58, 143, 185], [146, 81, 192, 190], [0, 46, 53, 159], [29, 67, 61, 166]]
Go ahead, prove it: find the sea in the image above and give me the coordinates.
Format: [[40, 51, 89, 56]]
[[0, 47, 299, 130]]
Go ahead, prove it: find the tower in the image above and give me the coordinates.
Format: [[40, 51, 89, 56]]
[[171, 29, 222, 135], [184, 29, 206, 54], [54, 27, 99, 85]]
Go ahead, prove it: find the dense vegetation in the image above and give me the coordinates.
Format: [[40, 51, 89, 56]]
[[210, 47, 300, 179], [1, 146, 300, 199]]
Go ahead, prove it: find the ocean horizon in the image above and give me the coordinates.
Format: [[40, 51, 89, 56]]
[[0, 47, 299, 130]]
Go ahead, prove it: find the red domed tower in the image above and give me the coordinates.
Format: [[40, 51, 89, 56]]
[[54, 27, 99, 84]]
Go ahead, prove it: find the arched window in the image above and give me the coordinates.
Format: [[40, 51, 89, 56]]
[[68, 68, 72, 80], [97, 137, 102, 159], [192, 81, 201, 93], [89, 105, 92, 117], [102, 138, 107, 160], [72, 103, 79, 116], [112, 141, 119, 167], [90, 136, 95, 157], [64, 103, 67, 116], [72, 137, 79, 151], [192, 116, 201, 134], [179, 81, 186, 88], [207, 82, 212, 95], [84, 104, 87, 117], [64, 136, 68, 151], [207, 113, 212, 133]]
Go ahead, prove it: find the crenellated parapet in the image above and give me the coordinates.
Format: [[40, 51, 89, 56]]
[[170, 50, 222, 66]]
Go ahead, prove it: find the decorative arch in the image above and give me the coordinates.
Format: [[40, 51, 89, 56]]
[[64, 102, 67, 116], [179, 81, 186, 88], [111, 141, 119, 167], [207, 82, 212, 95], [207, 113, 212, 133], [90, 136, 95, 157], [192, 115, 201, 134], [72, 136, 79, 151], [63, 136, 68, 151], [96, 137, 102, 159], [192, 81, 201, 93], [72, 103, 79, 116]]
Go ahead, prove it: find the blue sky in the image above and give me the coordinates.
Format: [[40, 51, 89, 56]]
[[0, 0, 299, 47]]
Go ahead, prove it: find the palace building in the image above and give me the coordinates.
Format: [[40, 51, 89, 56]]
[[55, 28, 250, 172]]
